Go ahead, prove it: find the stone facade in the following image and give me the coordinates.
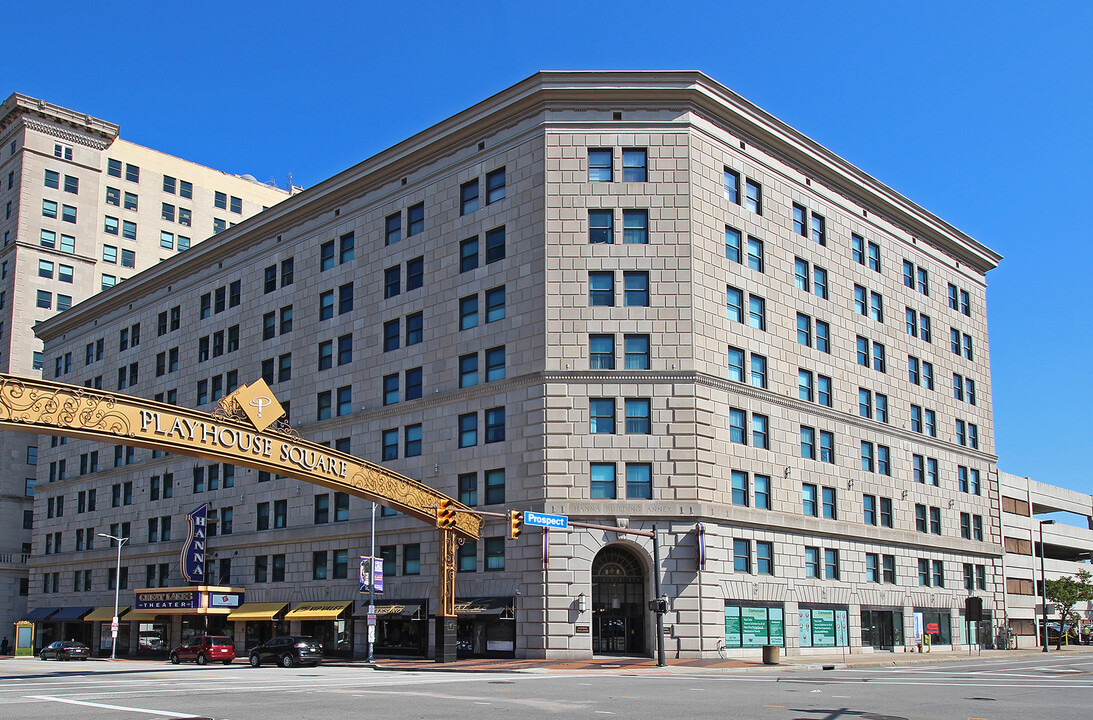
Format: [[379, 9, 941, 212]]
[[0, 93, 290, 637], [28, 72, 1001, 659]]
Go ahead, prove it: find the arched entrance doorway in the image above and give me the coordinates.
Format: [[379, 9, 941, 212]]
[[591, 545, 646, 655]]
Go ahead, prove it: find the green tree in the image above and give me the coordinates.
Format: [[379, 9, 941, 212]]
[[1045, 568, 1093, 649]]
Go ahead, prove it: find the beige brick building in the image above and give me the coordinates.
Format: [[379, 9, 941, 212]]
[[0, 93, 290, 637], [27, 72, 1001, 660]]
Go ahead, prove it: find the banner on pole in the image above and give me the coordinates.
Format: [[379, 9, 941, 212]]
[[359, 556, 384, 594]]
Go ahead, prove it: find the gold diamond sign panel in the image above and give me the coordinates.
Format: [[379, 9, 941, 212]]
[[234, 379, 284, 432]]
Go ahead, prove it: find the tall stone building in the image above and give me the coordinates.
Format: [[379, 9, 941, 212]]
[[28, 72, 1001, 659], [0, 93, 290, 636]]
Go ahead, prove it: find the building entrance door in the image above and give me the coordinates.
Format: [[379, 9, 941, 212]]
[[861, 610, 902, 649], [591, 546, 645, 655]]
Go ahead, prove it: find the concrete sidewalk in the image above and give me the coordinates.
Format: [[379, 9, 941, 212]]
[[360, 644, 1093, 675]]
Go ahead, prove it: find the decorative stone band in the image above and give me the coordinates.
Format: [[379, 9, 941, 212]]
[[0, 374, 481, 539]]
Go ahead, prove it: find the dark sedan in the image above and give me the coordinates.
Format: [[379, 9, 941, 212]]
[[40, 640, 90, 661], [248, 636, 322, 667]]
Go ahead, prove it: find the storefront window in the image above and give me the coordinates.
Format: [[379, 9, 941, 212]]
[[137, 622, 169, 656], [723, 604, 784, 648], [799, 607, 849, 647], [915, 610, 952, 645]]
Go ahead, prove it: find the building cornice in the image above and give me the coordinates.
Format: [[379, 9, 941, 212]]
[[0, 92, 119, 142]]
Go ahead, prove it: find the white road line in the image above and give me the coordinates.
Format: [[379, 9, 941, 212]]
[[28, 695, 203, 717]]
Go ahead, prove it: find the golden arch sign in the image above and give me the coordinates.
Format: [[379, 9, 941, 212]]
[[0, 374, 479, 643]]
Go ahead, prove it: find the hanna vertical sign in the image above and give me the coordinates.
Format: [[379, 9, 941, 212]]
[[180, 503, 208, 583]]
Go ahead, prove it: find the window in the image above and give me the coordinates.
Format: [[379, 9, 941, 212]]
[[733, 539, 751, 573], [336, 386, 352, 416], [726, 286, 743, 322], [623, 210, 648, 244], [484, 347, 504, 382], [623, 272, 648, 307], [122, 220, 136, 239], [726, 227, 742, 263], [793, 204, 806, 236], [383, 320, 399, 351], [486, 167, 506, 203], [320, 240, 335, 270], [460, 295, 479, 328], [403, 544, 421, 575], [405, 424, 422, 457], [339, 232, 355, 263], [625, 398, 651, 434], [724, 167, 740, 203], [381, 429, 399, 460], [123, 192, 137, 211], [485, 407, 505, 442], [795, 258, 810, 291], [485, 286, 506, 321], [485, 226, 506, 263], [385, 213, 401, 245], [811, 213, 826, 246], [405, 312, 423, 345], [338, 283, 353, 314], [748, 295, 765, 330], [805, 547, 820, 578], [729, 408, 746, 444], [624, 335, 650, 369], [316, 391, 332, 420], [458, 541, 477, 572], [407, 203, 424, 236], [591, 463, 616, 499], [590, 335, 614, 369], [407, 257, 423, 290], [589, 210, 613, 244], [626, 463, 652, 499], [460, 237, 478, 272], [803, 483, 817, 516], [485, 469, 505, 504], [824, 549, 840, 580], [731, 471, 749, 507], [821, 487, 837, 519], [589, 149, 612, 181], [458, 413, 477, 447], [745, 178, 762, 214], [813, 266, 828, 299], [747, 236, 764, 272], [621, 148, 647, 182], [590, 398, 615, 434]]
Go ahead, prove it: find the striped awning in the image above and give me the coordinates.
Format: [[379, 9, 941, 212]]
[[85, 606, 129, 622], [227, 602, 289, 621], [285, 601, 353, 620]]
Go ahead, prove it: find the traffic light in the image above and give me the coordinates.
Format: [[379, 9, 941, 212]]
[[508, 509, 522, 540], [436, 499, 455, 529]]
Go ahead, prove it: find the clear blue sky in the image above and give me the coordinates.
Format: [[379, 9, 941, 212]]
[[11, 1, 1093, 495]]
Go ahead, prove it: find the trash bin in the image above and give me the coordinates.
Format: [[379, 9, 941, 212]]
[[762, 645, 780, 665]]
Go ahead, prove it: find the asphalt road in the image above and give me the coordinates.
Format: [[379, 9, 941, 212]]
[[2, 653, 1092, 720]]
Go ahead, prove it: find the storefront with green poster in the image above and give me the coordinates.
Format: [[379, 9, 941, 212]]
[[798, 604, 849, 648], [723, 602, 784, 648]]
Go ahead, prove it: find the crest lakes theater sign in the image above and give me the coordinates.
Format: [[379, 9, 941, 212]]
[[0, 375, 481, 538]]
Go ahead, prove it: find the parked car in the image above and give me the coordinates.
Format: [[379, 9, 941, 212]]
[[248, 636, 322, 667], [169, 635, 236, 665], [40, 640, 90, 661]]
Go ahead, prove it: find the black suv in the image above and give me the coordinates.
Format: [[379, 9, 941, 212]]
[[248, 636, 323, 667]]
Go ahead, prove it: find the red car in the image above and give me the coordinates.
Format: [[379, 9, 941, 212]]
[[169, 635, 236, 665]]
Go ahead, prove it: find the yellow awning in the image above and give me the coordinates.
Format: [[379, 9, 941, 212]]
[[120, 610, 160, 623], [85, 606, 129, 622], [227, 602, 290, 621], [285, 601, 353, 620]]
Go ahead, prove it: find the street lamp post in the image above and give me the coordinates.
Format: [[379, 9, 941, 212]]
[[1039, 519, 1055, 653], [97, 533, 129, 660]]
